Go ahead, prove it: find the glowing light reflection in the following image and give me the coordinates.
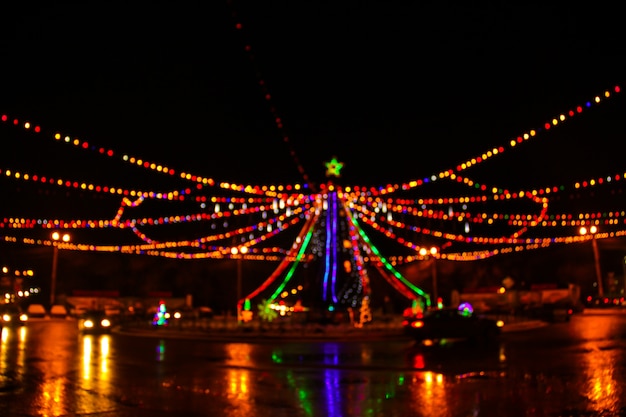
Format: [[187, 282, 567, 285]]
[[79, 334, 113, 412], [408, 371, 449, 416], [571, 317, 624, 413]]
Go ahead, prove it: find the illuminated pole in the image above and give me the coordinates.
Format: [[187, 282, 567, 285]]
[[420, 246, 439, 307], [430, 247, 439, 306], [623, 256, 626, 297], [580, 226, 604, 298], [231, 246, 248, 323], [50, 231, 70, 307]]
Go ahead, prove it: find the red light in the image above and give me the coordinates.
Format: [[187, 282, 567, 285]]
[[411, 321, 424, 329]]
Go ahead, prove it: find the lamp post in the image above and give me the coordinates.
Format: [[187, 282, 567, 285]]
[[623, 256, 626, 297], [419, 246, 439, 307], [50, 231, 70, 307], [579, 225, 603, 298], [231, 246, 248, 323]]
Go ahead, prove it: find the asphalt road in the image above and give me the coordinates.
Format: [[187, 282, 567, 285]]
[[2, 310, 626, 416]]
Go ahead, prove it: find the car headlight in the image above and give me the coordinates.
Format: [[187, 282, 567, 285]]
[[19, 313, 28, 322], [101, 319, 111, 327], [2, 314, 11, 322], [84, 319, 95, 328]]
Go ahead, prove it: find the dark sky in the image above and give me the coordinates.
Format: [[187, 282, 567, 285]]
[[1, 2, 624, 189], [0, 2, 625, 256]]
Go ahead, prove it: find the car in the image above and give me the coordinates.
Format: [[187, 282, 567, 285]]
[[70, 304, 89, 317], [78, 310, 113, 334], [104, 306, 122, 317], [402, 303, 504, 345], [27, 303, 47, 318], [0, 303, 29, 327], [525, 303, 574, 322], [197, 306, 214, 319], [50, 304, 69, 319], [585, 295, 626, 308]]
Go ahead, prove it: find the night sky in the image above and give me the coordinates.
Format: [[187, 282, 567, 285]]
[[1, 2, 624, 187], [1, 2, 626, 307]]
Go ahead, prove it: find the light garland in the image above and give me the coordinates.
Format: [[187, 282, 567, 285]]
[[0, 84, 624, 312]]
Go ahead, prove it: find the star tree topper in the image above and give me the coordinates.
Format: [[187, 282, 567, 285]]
[[325, 157, 344, 178]]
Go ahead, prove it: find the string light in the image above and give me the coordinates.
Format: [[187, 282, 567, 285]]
[[0, 83, 623, 308]]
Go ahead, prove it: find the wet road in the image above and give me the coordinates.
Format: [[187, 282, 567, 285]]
[[1, 311, 626, 416]]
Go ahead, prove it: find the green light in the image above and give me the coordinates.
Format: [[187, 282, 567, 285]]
[[268, 224, 314, 302], [347, 211, 431, 306]]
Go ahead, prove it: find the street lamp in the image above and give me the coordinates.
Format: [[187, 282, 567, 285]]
[[50, 231, 70, 307], [231, 246, 248, 323], [623, 256, 626, 298], [419, 246, 439, 307], [579, 225, 603, 298]]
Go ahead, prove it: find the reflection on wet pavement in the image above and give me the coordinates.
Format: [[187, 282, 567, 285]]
[[1, 314, 626, 416], [0, 326, 26, 393]]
